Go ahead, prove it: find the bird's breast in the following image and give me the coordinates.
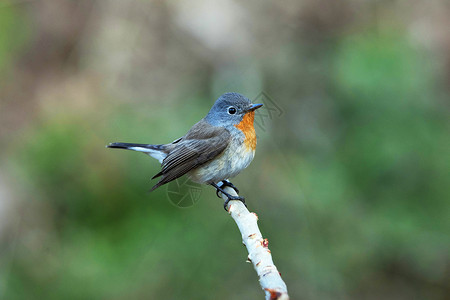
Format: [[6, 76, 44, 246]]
[[234, 111, 257, 151]]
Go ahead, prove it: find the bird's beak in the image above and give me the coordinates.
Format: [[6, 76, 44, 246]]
[[247, 103, 263, 112]]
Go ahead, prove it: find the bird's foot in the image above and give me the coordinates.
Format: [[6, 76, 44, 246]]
[[218, 180, 240, 195], [211, 182, 246, 211], [223, 195, 246, 211]]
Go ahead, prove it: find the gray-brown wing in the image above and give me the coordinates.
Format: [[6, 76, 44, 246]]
[[150, 124, 230, 190]]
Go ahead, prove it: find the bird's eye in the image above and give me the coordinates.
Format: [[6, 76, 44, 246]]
[[228, 107, 237, 114]]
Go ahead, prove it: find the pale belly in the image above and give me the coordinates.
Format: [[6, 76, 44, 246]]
[[188, 141, 255, 184]]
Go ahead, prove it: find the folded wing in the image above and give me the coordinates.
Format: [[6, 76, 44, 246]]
[[150, 120, 230, 190]]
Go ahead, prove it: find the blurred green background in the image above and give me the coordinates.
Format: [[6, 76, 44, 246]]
[[0, 0, 449, 299]]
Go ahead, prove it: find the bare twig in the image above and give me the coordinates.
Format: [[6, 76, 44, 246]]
[[217, 185, 289, 300]]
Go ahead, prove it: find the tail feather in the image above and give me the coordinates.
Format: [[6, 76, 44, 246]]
[[107, 142, 167, 163], [107, 142, 164, 150]]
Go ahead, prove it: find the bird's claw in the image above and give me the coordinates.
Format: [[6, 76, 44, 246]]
[[223, 195, 246, 211], [212, 181, 246, 211], [220, 180, 240, 194]]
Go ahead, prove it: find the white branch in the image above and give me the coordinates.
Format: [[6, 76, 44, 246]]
[[217, 185, 289, 300]]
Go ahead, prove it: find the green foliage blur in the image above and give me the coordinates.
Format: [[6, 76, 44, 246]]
[[0, 1, 449, 299]]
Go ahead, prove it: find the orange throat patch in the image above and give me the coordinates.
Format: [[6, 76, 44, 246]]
[[234, 111, 257, 151]]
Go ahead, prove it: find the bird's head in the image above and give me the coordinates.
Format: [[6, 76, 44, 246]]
[[205, 92, 263, 128]]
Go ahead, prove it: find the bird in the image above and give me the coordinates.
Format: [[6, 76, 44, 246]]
[[107, 92, 263, 210]]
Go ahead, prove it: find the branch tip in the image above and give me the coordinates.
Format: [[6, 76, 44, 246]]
[[264, 288, 283, 300]]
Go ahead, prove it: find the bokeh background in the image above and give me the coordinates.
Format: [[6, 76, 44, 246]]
[[1, 0, 449, 299]]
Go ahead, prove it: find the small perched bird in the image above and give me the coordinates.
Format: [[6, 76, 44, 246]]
[[107, 92, 263, 209]]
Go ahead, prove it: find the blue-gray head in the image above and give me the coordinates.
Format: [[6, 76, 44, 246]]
[[205, 93, 263, 127]]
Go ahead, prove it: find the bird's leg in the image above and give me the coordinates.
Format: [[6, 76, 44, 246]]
[[219, 180, 240, 194], [210, 182, 246, 211]]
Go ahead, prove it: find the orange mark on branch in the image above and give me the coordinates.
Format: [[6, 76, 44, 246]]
[[264, 288, 282, 300], [234, 111, 257, 150]]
